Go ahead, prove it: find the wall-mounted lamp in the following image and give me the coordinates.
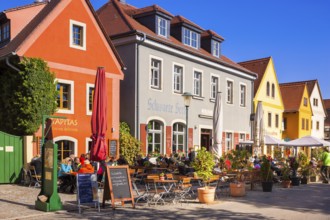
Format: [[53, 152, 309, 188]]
[[111, 127, 115, 133]]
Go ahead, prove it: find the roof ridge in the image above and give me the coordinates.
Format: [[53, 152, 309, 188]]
[[280, 80, 317, 86], [2, 2, 46, 13], [238, 56, 271, 64]]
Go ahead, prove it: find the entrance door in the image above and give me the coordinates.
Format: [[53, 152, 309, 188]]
[[200, 129, 212, 151]]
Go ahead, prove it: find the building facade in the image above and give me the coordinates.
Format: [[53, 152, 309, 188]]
[[303, 80, 326, 139], [98, 0, 257, 156], [239, 57, 284, 155], [280, 82, 312, 140], [324, 99, 330, 141], [0, 0, 124, 161]]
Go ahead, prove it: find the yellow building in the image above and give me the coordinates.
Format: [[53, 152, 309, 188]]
[[239, 57, 284, 156], [280, 82, 312, 140]]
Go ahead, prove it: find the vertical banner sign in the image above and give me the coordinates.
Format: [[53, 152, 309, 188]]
[[102, 165, 135, 209], [76, 173, 100, 214]]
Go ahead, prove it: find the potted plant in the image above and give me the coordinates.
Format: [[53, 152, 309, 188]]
[[159, 172, 165, 181], [260, 155, 274, 192], [191, 147, 216, 203], [300, 165, 310, 184], [281, 163, 291, 188], [227, 150, 251, 197], [289, 157, 300, 186]]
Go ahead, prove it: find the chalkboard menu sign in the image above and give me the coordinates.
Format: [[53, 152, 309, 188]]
[[109, 139, 118, 158], [76, 174, 100, 213], [102, 166, 135, 209]]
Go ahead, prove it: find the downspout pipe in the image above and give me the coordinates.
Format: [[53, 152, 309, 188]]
[[135, 32, 146, 139], [3, 52, 20, 72]]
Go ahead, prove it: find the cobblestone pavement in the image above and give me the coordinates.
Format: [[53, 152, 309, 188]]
[[0, 183, 329, 220]]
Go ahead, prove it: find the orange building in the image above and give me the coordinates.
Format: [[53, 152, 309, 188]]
[[0, 0, 124, 161]]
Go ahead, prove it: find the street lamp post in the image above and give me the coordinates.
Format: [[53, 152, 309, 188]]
[[182, 92, 193, 157]]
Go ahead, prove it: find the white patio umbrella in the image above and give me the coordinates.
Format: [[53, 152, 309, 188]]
[[212, 92, 223, 158], [254, 101, 264, 156], [264, 135, 288, 146], [285, 135, 330, 147]]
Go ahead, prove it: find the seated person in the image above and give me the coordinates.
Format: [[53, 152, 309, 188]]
[[58, 157, 73, 192], [72, 157, 81, 172], [30, 154, 42, 175], [78, 160, 95, 173]]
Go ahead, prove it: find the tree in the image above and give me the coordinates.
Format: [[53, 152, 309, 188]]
[[119, 122, 142, 165], [0, 57, 57, 135]]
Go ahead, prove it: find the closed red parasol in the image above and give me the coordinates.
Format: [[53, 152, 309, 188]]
[[90, 67, 107, 161]]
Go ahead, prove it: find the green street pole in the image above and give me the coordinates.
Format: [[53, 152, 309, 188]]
[[36, 115, 66, 212]]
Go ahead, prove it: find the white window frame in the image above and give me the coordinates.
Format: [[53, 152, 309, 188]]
[[147, 120, 164, 154], [172, 122, 185, 153], [173, 63, 184, 94], [226, 79, 234, 104], [210, 74, 219, 99], [69, 19, 86, 51], [53, 136, 78, 157], [86, 83, 94, 115], [183, 27, 199, 49], [239, 83, 246, 107], [157, 16, 168, 38], [225, 132, 233, 152], [193, 69, 203, 97], [56, 78, 74, 114], [239, 133, 246, 142], [211, 40, 220, 57], [85, 137, 92, 153], [149, 56, 163, 91]]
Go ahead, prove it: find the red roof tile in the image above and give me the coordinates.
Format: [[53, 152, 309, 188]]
[[97, 0, 257, 78], [201, 30, 224, 42], [324, 99, 330, 109], [171, 15, 204, 31], [279, 83, 306, 112], [238, 57, 271, 95], [0, 0, 124, 69], [129, 4, 174, 18]]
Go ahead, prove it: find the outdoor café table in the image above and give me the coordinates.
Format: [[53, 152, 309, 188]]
[[59, 172, 77, 193], [145, 179, 178, 205]]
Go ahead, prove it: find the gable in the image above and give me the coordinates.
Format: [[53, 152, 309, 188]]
[[309, 82, 326, 117], [254, 58, 284, 109], [21, 0, 123, 77], [299, 86, 312, 114]]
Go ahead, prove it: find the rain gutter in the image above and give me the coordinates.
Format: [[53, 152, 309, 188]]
[[135, 32, 146, 138], [1, 52, 20, 72]]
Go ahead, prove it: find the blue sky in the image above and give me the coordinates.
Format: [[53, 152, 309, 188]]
[[1, 0, 330, 98]]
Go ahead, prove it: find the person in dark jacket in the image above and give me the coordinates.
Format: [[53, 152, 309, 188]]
[[30, 155, 42, 175]]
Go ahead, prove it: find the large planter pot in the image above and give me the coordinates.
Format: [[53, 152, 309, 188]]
[[262, 181, 273, 192], [309, 176, 318, 182], [291, 177, 301, 186], [301, 177, 308, 184], [281, 180, 291, 188], [230, 182, 246, 197], [197, 187, 216, 203]]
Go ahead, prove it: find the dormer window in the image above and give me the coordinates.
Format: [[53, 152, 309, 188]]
[[212, 40, 220, 57], [157, 16, 168, 38], [0, 21, 10, 43], [183, 27, 199, 49]]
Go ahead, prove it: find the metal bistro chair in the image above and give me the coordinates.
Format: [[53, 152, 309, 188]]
[[29, 165, 41, 187], [144, 178, 166, 206], [173, 177, 193, 205]]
